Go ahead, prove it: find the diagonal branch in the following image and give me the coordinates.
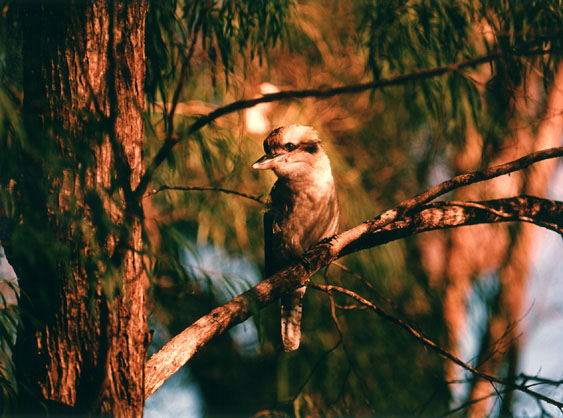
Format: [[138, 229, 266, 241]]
[[164, 8, 205, 141], [144, 195, 563, 398], [398, 147, 563, 215], [335, 147, 563, 257], [336, 196, 563, 259], [308, 283, 563, 410], [135, 45, 556, 197]]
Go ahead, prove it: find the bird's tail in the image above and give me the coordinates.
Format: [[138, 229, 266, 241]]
[[281, 286, 306, 352]]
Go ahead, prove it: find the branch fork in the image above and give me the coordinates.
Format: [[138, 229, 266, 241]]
[[144, 147, 563, 400]]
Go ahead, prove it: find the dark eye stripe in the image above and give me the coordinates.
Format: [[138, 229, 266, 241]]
[[285, 143, 297, 151], [302, 142, 318, 154]]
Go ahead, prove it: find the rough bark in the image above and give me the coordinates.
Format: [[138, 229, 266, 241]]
[[10, 2, 148, 415]]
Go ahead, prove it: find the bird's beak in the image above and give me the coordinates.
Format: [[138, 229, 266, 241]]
[[252, 152, 286, 170]]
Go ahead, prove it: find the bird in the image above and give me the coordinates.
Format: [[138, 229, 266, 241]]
[[252, 125, 339, 351]]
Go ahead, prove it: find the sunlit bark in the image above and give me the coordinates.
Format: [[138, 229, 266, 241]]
[[9, 2, 148, 415], [145, 193, 563, 398]]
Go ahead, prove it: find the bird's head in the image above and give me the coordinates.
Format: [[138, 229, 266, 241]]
[[252, 125, 329, 179]]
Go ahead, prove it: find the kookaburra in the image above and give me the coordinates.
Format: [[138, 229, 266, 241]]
[[252, 125, 339, 351]]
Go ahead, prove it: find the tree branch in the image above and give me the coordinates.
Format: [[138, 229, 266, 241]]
[[144, 184, 264, 204], [144, 195, 563, 398], [164, 6, 205, 142], [135, 45, 557, 197], [309, 283, 563, 410], [398, 147, 563, 215], [334, 146, 563, 258]]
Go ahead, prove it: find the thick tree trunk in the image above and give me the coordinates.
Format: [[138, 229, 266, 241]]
[[10, 2, 148, 415]]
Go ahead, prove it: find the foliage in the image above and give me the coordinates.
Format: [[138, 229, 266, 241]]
[[0, 279, 18, 415], [1, 0, 563, 416]]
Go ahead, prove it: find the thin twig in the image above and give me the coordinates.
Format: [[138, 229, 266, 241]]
[[136, 45, 557, 196], [144, 195, 563, 398], [441, 389, 506, 417], [337, 152, 563, 259], [144, 185, 264, 204], [167, 48, 195, 132], [140, 7, 207, 198], [332, 261, 402, 312], [165, 6, 206, 141], [309, 283, 563, 410], [518, 374, 563, 386], [325, 291, 377, 412], [293, 340, 342, 400], [394, 147, 563, 216]]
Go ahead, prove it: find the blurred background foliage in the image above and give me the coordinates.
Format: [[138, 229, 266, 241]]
[[1, 0, 563, 416]]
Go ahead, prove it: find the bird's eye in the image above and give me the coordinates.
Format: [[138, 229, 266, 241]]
[[285, 143, 297, 151]]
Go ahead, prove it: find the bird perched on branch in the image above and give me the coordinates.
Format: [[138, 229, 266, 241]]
[[252, 125, 339, 351]]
